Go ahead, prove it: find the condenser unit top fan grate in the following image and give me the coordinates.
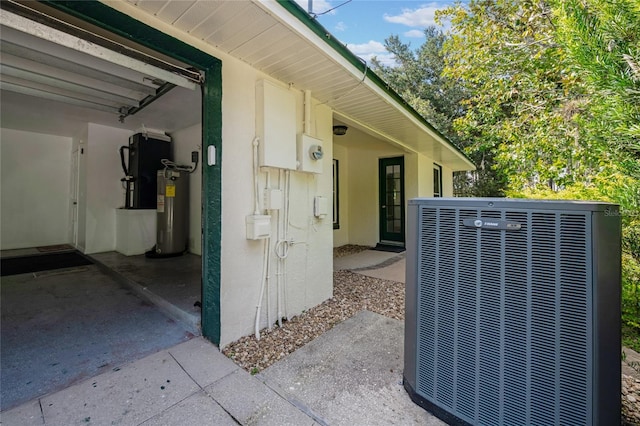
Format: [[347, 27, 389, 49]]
[[403, 198, 621, 426]]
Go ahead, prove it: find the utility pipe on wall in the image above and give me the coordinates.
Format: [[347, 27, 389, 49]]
[[304, 90, 312, 135]]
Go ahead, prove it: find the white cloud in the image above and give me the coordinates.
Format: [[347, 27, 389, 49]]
[[335, 21, 347, 32], [294, 0, 336, 15], [404, 29, 425, 38], [347, 40, 387, 56], [383, 4, 441, 28], [346, 40, 396, 67]]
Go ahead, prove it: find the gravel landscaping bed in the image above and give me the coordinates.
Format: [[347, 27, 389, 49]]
[[222, 270, 403, 373], [223, 264, 639, 424], [623, 374, 640, 425]]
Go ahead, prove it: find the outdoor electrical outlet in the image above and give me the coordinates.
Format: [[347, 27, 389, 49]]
[[192, 151, 199, 163]]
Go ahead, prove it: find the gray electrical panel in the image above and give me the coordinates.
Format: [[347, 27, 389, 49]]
[[404, 198, 621, 425]]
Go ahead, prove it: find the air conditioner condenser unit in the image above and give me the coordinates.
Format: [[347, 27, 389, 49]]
[[404, 198, 621, 426]]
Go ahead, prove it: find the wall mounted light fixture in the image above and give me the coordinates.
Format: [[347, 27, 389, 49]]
[[333, 125, 348, 136]]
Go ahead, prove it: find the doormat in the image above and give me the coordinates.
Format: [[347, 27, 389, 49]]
[[372, 243, 406, 253], [1, 251, 93, 277], [36, 244, 74, 252]]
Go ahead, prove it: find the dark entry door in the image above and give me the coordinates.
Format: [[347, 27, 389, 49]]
[[379, 157, 405, 244]]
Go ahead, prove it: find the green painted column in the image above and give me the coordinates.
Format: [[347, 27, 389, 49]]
[[201, 63, 222, 344]]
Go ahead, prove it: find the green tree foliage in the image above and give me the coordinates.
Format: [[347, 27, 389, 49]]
[[438, 0, 612, 190], [553, 0, 640, 340], [371, 27, 507, 196], [555, 0, 640, 165], [437, 0, 640, 344]]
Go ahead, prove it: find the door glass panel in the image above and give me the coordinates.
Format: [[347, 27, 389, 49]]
[[386, 219, 394, 232]]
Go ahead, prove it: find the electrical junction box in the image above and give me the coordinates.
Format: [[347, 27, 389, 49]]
[[256, 79, 297, 170], [313, 196, 328, 218], [264, 188, 283, 211], [246, 214, 271, 240], [297, 134, 324, 174]]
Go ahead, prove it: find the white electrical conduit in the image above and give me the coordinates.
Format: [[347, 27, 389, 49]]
[[276, 169, 284, 327], [304, 90, 312, 135], [283, 169, 292, 320], [253, 137, 273, 340], [266, 171, 273, 331], [254, 236, 270, 340], [252, 137, 260, 215]]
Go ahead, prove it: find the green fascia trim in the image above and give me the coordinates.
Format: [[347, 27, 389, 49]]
[[277, 0, 471, 164], [41, 0, 222, 344], [40, 1, 218, 69]]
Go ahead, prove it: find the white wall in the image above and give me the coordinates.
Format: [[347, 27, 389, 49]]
[[0, 128, 72, 250], [74, 129, 88, 252], [334, 127, 441, 248], [218, 55, 334, 347], [82, 123, 132, 254], [170, 123, 202, 255], [442, 163, 454, 197]]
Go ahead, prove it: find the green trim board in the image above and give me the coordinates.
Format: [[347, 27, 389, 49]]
[[41, 0, 222, 344], [276, 0, 471, 166]]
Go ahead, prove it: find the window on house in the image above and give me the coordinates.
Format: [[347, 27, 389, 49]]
[[433, 163, 443, 197], [333, 159, 339, 229]]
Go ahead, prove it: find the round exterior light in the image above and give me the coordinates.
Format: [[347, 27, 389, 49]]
[[333, 125, 348, 136]]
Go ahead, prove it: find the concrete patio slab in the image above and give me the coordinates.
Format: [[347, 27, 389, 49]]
[[39, 350, 200, 426], [0, 400, 43, 425], [139, 391, 236, 426], [357, 257, 406, 283], [333, 250, 402, 271], [167, 337, 239, 388], [260, 310, 444, 426], [206, 369, 317, 426]]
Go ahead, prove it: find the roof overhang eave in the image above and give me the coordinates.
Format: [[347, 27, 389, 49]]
[[260, 0, 475, 171]]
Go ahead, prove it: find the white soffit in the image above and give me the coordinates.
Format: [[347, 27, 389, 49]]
[[124, 0, 473, 170]]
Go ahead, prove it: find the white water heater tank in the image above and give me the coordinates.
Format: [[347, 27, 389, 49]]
[[154, 169, 189, 255]]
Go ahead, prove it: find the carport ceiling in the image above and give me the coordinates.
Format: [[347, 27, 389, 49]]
[[0, 2, 200, 131]]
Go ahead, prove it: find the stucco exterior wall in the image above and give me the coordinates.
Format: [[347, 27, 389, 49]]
[[334, 128, 442, 248], [332, 143, 349, 247], [218, 55, 334, 347], [442, 163, 454, 197]]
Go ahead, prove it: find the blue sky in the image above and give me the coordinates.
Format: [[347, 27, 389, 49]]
[[294, 0, 462, 66]]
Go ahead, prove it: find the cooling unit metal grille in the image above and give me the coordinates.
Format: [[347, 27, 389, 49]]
[[404, 199, 620, 426]]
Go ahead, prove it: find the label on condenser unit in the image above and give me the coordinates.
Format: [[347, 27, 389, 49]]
[[462, 218, 522, 231], [157, 195, 165, 213]]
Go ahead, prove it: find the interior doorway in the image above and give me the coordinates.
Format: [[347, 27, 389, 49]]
[[1, 0, 223, 410]]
